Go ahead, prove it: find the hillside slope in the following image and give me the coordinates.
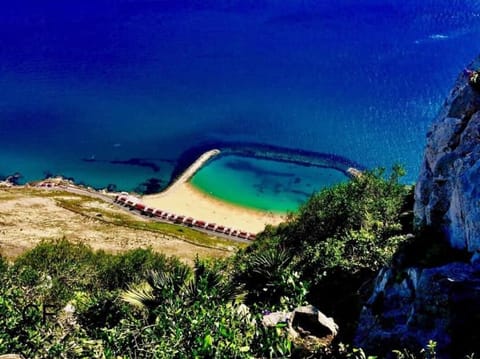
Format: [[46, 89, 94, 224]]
[[0, 187, 237, 264]]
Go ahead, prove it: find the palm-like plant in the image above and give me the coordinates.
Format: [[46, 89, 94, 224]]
[[121, 261, 245, 313], [237, 247, 296, 307]]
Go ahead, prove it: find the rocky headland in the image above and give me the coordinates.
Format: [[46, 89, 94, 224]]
[[355, 57, 480, 358]]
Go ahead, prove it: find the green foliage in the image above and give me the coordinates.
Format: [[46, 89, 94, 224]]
[[12, 239, 183, 305], [108, 260, 257, 358], [3, 165, 467, 358], [286, 166, 409, 250], [0, 261, 105, 358], [234, 247, 308, 311], [96, 247, 184, 290], [235, 166, 412, 341], [0, 254, 8, 274], [392, 340, 437, 359]]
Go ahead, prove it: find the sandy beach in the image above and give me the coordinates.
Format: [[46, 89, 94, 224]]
[[143, 182, 286, 234]]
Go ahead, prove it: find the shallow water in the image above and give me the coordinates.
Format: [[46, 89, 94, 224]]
[[191, 155, 348, 212], [1, 1, 480, 211]]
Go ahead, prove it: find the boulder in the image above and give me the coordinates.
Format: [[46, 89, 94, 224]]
[[261, 305, 339, 341], [289, 305, 338, 338], [261, 311, 290, 327]]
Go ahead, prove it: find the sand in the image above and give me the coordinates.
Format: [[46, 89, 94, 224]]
[[143, 182, 286, 234], [0, 188, 230, 265]]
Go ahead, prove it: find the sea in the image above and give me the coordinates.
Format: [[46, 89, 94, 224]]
[[1, 0, 480, 212]]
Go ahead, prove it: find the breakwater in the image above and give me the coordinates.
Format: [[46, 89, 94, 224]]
[[158, 149, 220, 196], [169, 141, 365, 187]]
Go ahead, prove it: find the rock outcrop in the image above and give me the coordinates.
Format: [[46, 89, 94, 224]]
[[414, 57, 480, 251], [262, 305, 338, 342], [355, 57, 480, 358], [355, 263, 480, 357]]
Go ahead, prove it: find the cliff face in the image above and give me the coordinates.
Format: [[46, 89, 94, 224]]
[[414, 57, 480, 251], [355, 57, 480, 358]]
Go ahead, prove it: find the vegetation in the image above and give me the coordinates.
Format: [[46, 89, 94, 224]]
[[3, 166, 468, 358], [235, 166, 413, 339]]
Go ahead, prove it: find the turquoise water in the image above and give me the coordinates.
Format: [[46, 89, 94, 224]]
[[2, 1, 480, 211], [191, 155, 348, 212]]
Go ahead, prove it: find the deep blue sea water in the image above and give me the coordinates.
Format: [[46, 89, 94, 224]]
[[1, 0, 480, 210]]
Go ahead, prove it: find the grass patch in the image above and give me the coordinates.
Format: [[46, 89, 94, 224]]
[[52, 194, 245, 251], [0, 187, 246, 251]]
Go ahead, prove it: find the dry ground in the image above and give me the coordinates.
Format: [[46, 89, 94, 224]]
[[0, 187, 239, 265]]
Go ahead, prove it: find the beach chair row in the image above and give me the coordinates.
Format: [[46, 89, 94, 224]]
[[114, 195, 257, 241]]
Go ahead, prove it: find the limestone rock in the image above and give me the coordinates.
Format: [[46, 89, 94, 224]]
[[289, 305, 338, 338], [261, 311, 290, 327], [261, 305, 339, 342], [356, 56, 480, 358], [414, 56, 480, 252], [355, 263, 480, 358]]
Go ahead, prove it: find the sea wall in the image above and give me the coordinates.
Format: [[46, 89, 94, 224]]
[[169, 141, 365, 186]]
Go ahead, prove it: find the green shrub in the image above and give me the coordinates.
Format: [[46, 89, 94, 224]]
[[234, 166, 412, 341], [12, 239, 185, 305], [106, 260, 258, 358], [95, 247, 184, 290], [234, 247, 309, 310]]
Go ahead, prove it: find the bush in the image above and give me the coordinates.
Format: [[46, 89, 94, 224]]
[[95, 247, 184, 290], [12, 239, 185, 305], [234, 166, 412, 341], [105, 259, 259, 358]]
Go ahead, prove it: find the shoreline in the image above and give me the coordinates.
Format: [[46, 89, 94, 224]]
[[143, 181, 286, 234], [158, 149, 221, 197], [190, 180, 288, 216], [143, 148, 288, 234], [4, 147, 362, 234]]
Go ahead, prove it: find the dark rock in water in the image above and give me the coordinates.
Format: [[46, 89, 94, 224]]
[[356, 56, 480, 358], [43, 171, 54, 179], [106, 183, 117, 192], [137, 177, 164, 194], [109, 158, 160, 172], [4, 172, 23, 185], [224, 159, 294, 177]]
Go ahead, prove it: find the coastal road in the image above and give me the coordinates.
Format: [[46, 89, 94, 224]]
[[50, 184, 250, 244]]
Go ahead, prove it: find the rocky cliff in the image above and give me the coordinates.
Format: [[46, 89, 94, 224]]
[[355, 57, 480, 358], [414, 57, 480, 252]]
